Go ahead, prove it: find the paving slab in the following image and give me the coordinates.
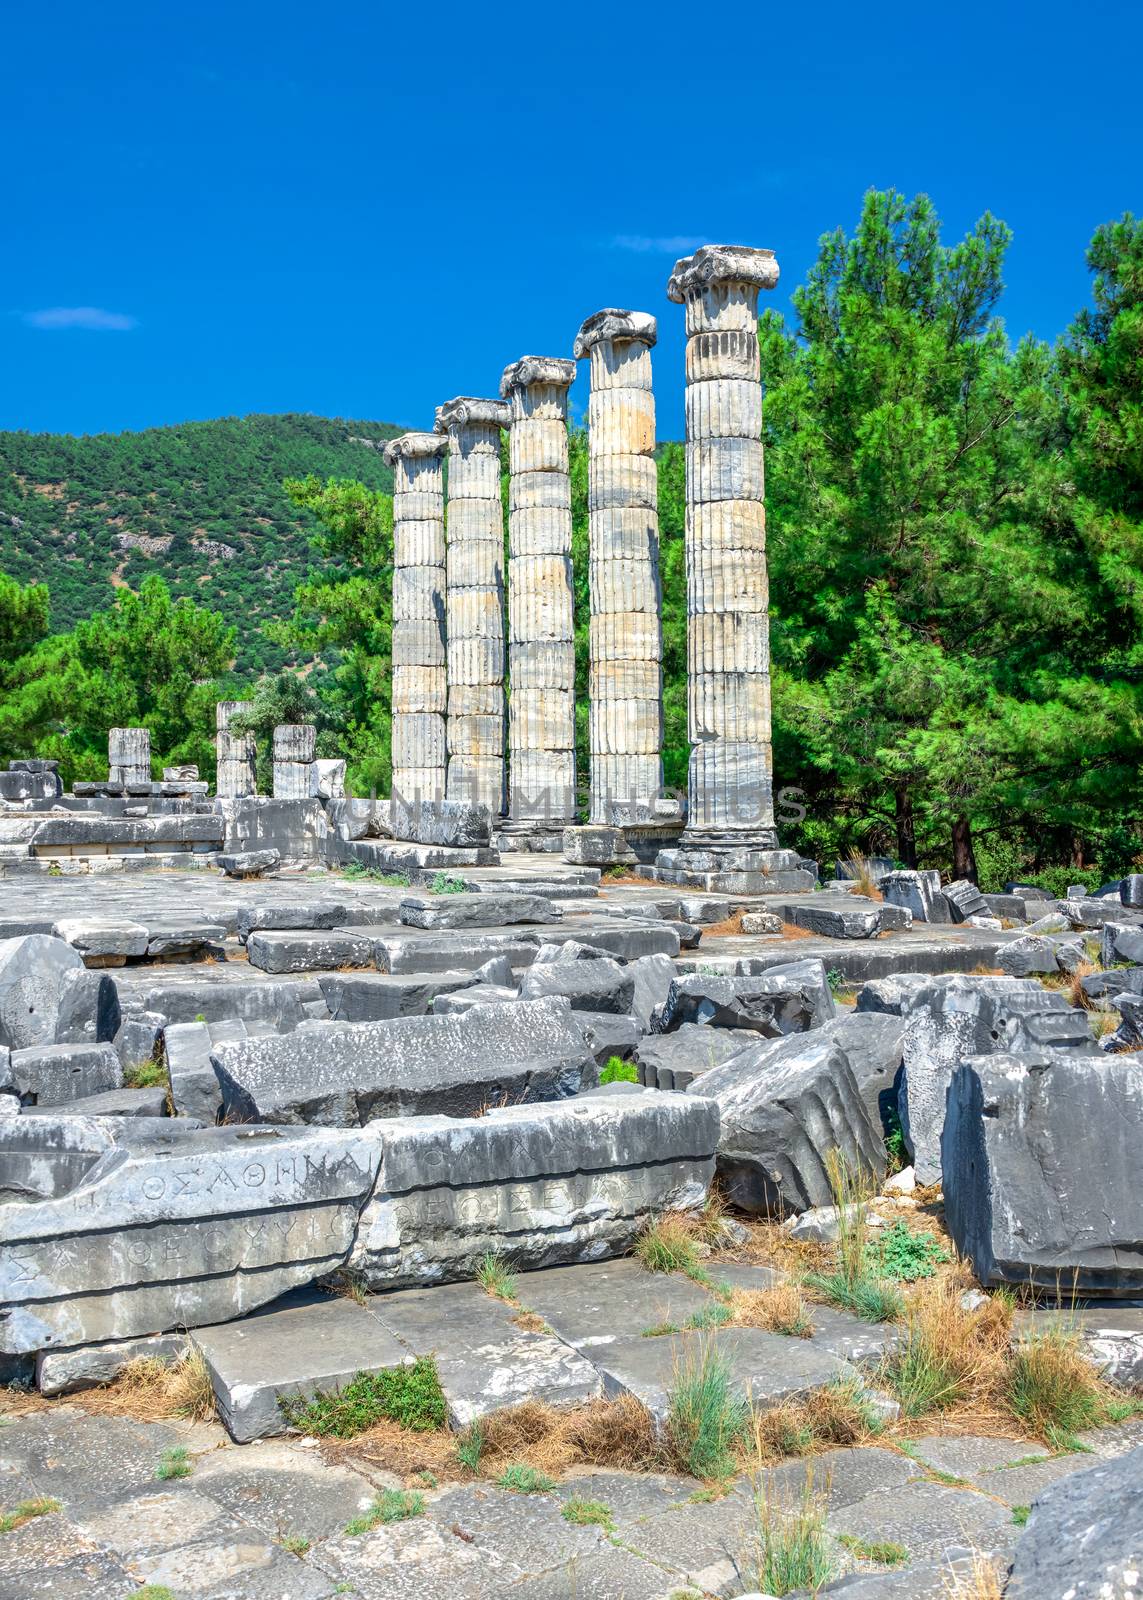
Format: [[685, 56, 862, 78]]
[[762, 1444, 914, 1510], [193, 1293, 411, 1442], [189, 1436, 378, 1538], [825, 1477, 1013, 1564], [68, 1486, 234, 1555], [0, 1551, 136, 1600], [511, 1259, 713, 1349], [128, 1532, 342, 1597], [908, 1432, 1046, 1478], [968, 1451, 1090, 1506], [0, 1409, 184, 1502], [803, 1304, 900, 1368], [496, 1542, 681, 1598], [367, 1280, 603, 1428], [316, 1513, 522, 1599], [428, 1482, 609, 1578]]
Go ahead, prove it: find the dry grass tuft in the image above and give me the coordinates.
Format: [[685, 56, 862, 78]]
[[942, 1550, 1006, 1599], [327, 1416, 462, 1481], [1043, 959, 1100, 1010], [701, 912, 746, 938], [844, 852, 883, 901], [731, 1282, 814, 1338], [753, 1380, 878, 1462], [780, 921, 816, 941], [73, 1351, 216, 1423], [882, 1276, 1012, 1421]]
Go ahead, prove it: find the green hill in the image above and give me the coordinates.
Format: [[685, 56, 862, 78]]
[[0, 413, 403, 673]]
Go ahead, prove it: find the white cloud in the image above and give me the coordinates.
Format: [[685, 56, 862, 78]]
[[22, 306, 138, 331], [610, 234, 705, 255]]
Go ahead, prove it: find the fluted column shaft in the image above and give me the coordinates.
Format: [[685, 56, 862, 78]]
[[272, 723, 316, 799], [435, 398, 510, 814], [669, 246, 780, 844], [575, 310, 664, 825], [216, 702, 256, 797], [384, 432, 449, 810], [500, 356, 578, 825], [108, 726, 151, 786]]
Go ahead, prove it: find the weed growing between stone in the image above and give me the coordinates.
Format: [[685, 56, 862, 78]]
[[280, 1533, 311, 1556], [0, 1496, 61, 1534], [340, 862, 410, 886], [429, 872, 465, 894], [838, 1533, 908, 1564], [871, 1220, 950, 1282], [279, 1359, 447, 1437], [1012, 1504, 1031, 1525], [74, 1351, 216, 1422], [561, 1497, 614, 1529], [752, 1378, 883, 1462], [132, 1588, 178, 1600], [731, 1283, 815, 1337], [750, 1469, 835, 1596], [663, 1339, 750, 1480], [455, 1420, 484, 1471], [124, 1059, 169, 1089], [154, 1446, 191, 1480], [598, 1055, 638, 1085], [497, 1463, 557, 1493], [475, 1251, 518, 1303], [882, 1277, 1010, 1418], [1005, 1324, 1127, 1448], [802, 1151, 907, 1322], [635, 1213, 704, 1277], [344, 1488, 425, 1533]]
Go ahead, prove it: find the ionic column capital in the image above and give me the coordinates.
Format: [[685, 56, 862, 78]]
[[499, 356, 576, 397], [434, 396, 512, 434], [382, 431, 450, 467], [666, 244, 780, 301], [573, 309, 657, 359]]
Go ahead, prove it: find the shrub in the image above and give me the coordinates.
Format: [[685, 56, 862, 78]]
[[279, 1359, 447, 1437], [664, 1339, 750, 1480], [599, 1056, 638, 1085]]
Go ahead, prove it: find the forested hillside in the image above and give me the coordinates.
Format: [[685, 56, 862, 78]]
[[0, 414, 402, 672]]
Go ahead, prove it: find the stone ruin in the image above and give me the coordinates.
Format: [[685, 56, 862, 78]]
[[1, 241, 1141, 1598]]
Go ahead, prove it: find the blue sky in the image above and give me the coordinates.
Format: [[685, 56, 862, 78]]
[[3, 0, 1139, 440]]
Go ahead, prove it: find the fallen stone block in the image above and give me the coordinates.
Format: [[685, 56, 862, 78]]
[[0, 1113, 120, 1203], [790, 902, 882, 940], [52, 919, 149, 964], [519, 956, 635, 1014], [688, 1029, 884, 1214], [245, 931, 374, 974], [528, 920, 681, 961], [634, 1023, 744, 1090], [0, 934, 85, 1049], [942, 879, 990, 922], [430, 984, 517, 1015], [943, 1051, 1143, 1297], [561, 825, 635, 867], [1061, 896, 1136, 929], [997, 934, 1061, 976], [52, 968, 121, 1045], [1005, 1442, 1143, 1598], [317, 970, 475, 1022], [0, 1119, 383, 1354], [36, 1331, 189, 1396], [349, 1089, 717, 1288], [164, 1020, 226, 1122], [398, 891, 558, 930], [144, 920, 227, 958], [217, 849, 280, 878], [741, 911, 783, 935], [133, 979, 307, 1032], [628, 952, 676, 1032], [854, 973, 932, 1014], [575, 1010, 641, 1067], [900, 976, 1096, 1183], [370, 931, 540, 974], [824, 1011, 907, 1137], [1101, 920, 1143, 966], [880, 869, 951, 924], [390, 797, 492, 847], [6, 1042, 121, 1106], [113, 1010, 165, 1071], [21, 1084, 167, 1117], [192, 1295, 410, 1442], [211, 996, 594, 1125], [662, 958, 834, 1035]]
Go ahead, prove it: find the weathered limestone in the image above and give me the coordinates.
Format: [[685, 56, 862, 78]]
[[215, 701, 257, 798], [574, 310, 666, 825], [1005, 1444, 1143, 1598], [271, 723, 316, 800], [499, 356, 578, 840], [384, 431, 450, 823], [434, 396, 510, 815], [659, 245, 782, 875], [943, 1052, 1143, 1296], [0, 1119, 383, 1353], [348, 1090, 718, 1287], [107, 727, 150, 787]]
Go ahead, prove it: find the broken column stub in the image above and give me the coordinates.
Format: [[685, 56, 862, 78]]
[[215, 701, 257, 798], [499, 356, 578, 844], [384, 431, 449, 829], [435, 396, 510, 816], [107, 727, 151, 787], [656, 246, 797, 892], [348, 1089, 719, 1287], [0, 1119, 383, 1354], [272, 723, 316, 800], [575, 310, 674, 829]]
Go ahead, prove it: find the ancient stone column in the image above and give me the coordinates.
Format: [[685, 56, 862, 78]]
[[434, 397, 510, 816], [574, 310, 665, 826], [383, 432, 449, 819], [668, 245, 780, 852], [216, 703, 257, 798], [272, 723, 316, 799], [108, 727, 150, 787], [499, 356, 577, 837]]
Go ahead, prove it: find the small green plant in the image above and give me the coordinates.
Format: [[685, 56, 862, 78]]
[[641, 1319, 680, 1338], [281, 1533, 311, 1556], [194, 1013, 206, 1022], [870, 1221, 949, 1282], [455, 1419, 484, 1472], [1005, 1326, 1108, 1448], [599, 1055, 639, 1085], [125, 1059, 168, 1089], [279, 1359, 447, 1438], [635, 1214, 702, 1277], [475, 1250, 517, 1303], [803, 1269, 904, 1323], [0, 1496, 61, 1534], [417, 1470, 438, 1487], [803, 1149, 904, 1322], [883, 1106, 907, 1171], [752, 1474, 835, 1595], [562, 1497, 614, 1528], [497, 1463, 556, 1494], [132, 1588, 178, 1600], [345, 1489, 425, 1534], [154, 1446, 191, 1481], [682, 1302, 733, 1331], [664, 1339, 750, 1480], [429, 872, 466, 894], [826, 968, 846, 996], [838, 1534, 908, 1564], [1012, 1504, 1031, 1526], [341, 861, 410, 886]]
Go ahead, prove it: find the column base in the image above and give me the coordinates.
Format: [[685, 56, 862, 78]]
[[492, 819, 574, 854], [652, 838, 817, 895]]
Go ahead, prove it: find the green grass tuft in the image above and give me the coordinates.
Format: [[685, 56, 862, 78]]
[[599, 1056, 639, 1085], [455, 1420, 484, 1472], [154, 1447, 191, 1481], [664, 1340, 750, 1481], [635, 1214, 702, 1277], [803, 1268, 904, 1324], [281, 1533, 310, 1556], [0, 1497, 61, 1534], [429, 872, 466, 894], [497, 1463, 556, 1494], [682, 1302, 733, 1331], [838, 1533, 908, 1564], [1012, 1504, 1031, 1526], [124, 1059, 168, 1089], [345, 1489, 425, 1534], [753, 1475, 835, 1595], [475, 1251, 517, 1304], [561, 1497, 614, 1528], [279, 1358, 447, 1438]]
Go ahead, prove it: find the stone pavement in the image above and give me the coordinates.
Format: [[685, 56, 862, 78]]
[[2, 1402, 1141, 1598]]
